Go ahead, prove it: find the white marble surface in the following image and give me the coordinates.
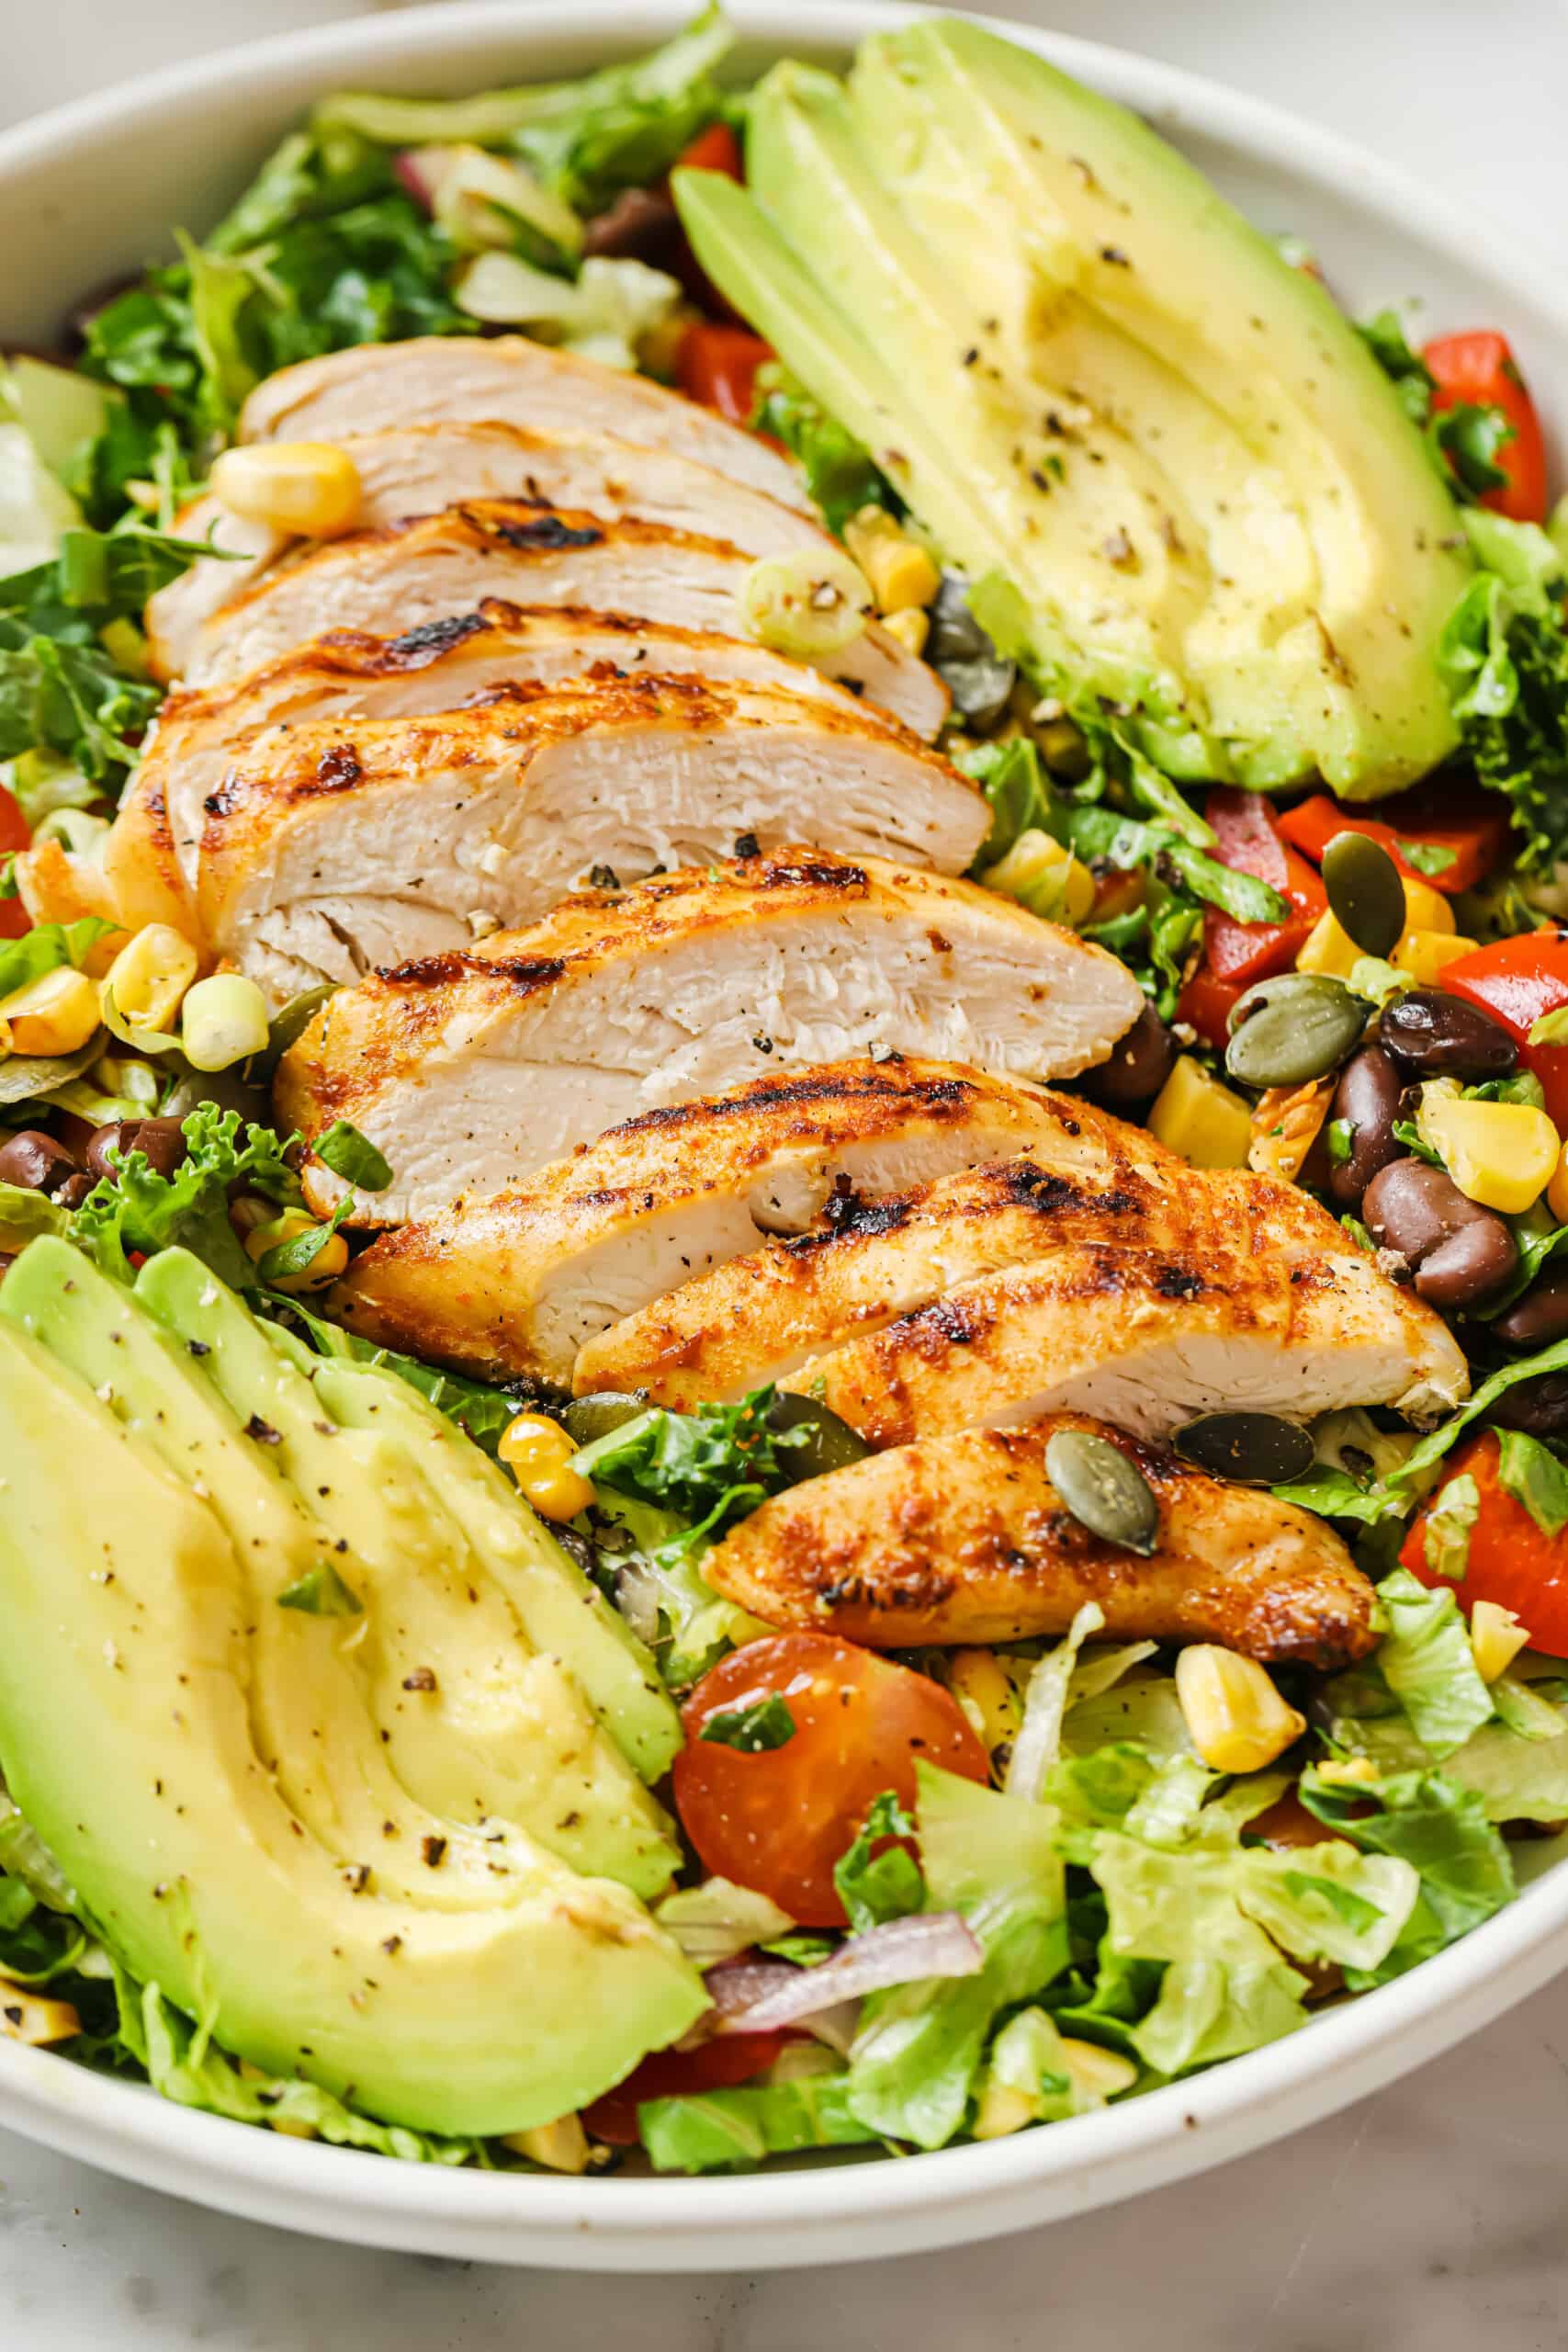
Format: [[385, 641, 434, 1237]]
[[6, 2, 1568, 2341]]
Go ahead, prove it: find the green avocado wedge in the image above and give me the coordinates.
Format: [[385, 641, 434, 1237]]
[[132, 1248, 681, 1897], [676, 17, 1470, 796], [0, 1295, 704, 2134]]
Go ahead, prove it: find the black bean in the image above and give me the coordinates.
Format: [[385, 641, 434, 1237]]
[[1494, 1272, 1568, 1351], [0, 1129, 80, 1196], [1327, 1046, 1405, 1206], [1491, 1374, 1568, 1439], [1077, 1002, 1176, 1110], [54, 1172, 96, 1211], [581, 186, 681, 264], [1379, 989, 1517, 1080], [1363, 1157, 1517, 1307], [85, 1116, 188, 1183]]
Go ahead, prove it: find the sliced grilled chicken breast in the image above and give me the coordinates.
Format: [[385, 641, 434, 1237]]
[[777, 1242, 1468, 1445], [239, 336, 812, 513], [148, 422, 828, 677], [325, 1060, 1076, 1381], [158, 503, 947, 739], [577, 1134, 1359, 1406], [107, 602, 863, 933], [275, 850, 1145, 1224], [184, 682, 986, 991], [704, 1413, 1377, 1667]]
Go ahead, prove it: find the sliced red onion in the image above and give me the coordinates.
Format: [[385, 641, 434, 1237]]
[[709, 1913, 982, 2036], [394, 146, 449, 212]]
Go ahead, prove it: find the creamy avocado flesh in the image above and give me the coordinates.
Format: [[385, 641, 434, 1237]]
[[0, 1241, 705, 2132], [676, 17, 1471, 797]]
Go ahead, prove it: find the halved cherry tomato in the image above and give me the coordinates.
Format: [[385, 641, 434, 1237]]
[[676, 323, 773, 424], [1278, 784, 1509, 898], [673, 1632, 989, 1926], [674, 121, 744, 182], [1441, 930, 1568, 1134], [1401, 1430, 1568, 1657], [581, 2030, 790, 2146], [0, 783, 32, 940], [1423, 330, 1548, 525], [1247, 1787, 1335, 1849]]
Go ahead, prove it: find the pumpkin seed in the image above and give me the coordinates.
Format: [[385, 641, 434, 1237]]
[[764, 1390, 872, 1478], [560, 1390, 649, 1448], [1174, 1412, 1316, 1485], [1224, 973, 1367, 1089], [1323, 831, 1406, 959], [1044, 1427, 1159, 1554]]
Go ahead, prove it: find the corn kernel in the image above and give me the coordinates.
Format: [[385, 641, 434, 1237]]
[[1548, 1141, 1568, 1226], [1295, 908, 1360, 979], [181, 972, 270, 1072], [0, 1973, 80, 2046], [1175, 1644, 1306, 1773], [864, 537, 941, 616], [971, 2081, 1038, 2141], [1148, 1055, 1252, 1170], [1400, 875, 1456, 936], [243, 1206, 350, 1295], [1314, 1756, 1381, 1788], [1418, 1091, 1560, 1215], [841, 504, 901, 570], [209, 441, 362, 538], [0, 964, 100, 1056], [101, 922, 198, 1036], [884, 605, 930, 659], [947, 1647, 1023, 1758], [1471, 1599, 1530, 1683], [1299, 873, 1458, 981], [499, 1412, 594, 1521], [1392, 929, 1478, 985], [270, 2115, 319, 2141], [502, 2114, 592, 2173]]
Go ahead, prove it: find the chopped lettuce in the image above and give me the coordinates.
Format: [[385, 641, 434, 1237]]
[[1298, 1767, 1514, 1984], [1435, 510, 1568, 875], [843, 1765, 1067, 2150], [833, 1790, 925, 1934], [751, 366, 897, 533], [1374, 1567, 1496, 1758], [71, 1105, 299, 1291], [652, 1875, 794, 1967], [639, 2071, 874, 2172]]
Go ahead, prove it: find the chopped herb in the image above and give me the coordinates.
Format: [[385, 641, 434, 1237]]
[[699, 1694, 796, 1752]]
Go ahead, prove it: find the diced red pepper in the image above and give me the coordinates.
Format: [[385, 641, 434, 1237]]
[[1278, 784, 1509, 898], [1401, 1430, 1568, 1657], [1441, 930, 1568, 1134], [1423, 330, 1548, 525], [580, 2030, 792, 2146], [674, 121, 744, 182], [676, 322, 773, 424], [1176, 961, 1246, 1051], [1089, 866, 1146, 926], [0, 783, 31, 939]]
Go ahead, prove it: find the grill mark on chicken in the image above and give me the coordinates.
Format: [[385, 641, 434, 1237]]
[[485, 511, 605, 551], [380, 611, 493, 665], [314, 743, 364, 792]]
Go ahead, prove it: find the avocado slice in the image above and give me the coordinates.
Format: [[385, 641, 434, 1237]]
[[0, 1306, 705, 2132], [126, 1249, 679, 1897], [267, 1327, 680, 1782], [676, 20, 1470, 796]]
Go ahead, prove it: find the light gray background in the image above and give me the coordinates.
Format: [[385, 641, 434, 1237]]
[[6, 3, 1568, 2344]]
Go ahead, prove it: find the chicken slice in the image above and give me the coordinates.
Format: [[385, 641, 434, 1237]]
[[274, 849, 1145, 1224], [703, 1413, 1377, 1667], [239, 336, 812, 513], [147, 422, 829, 678], [106, 602, 863, 934], [325, 1060, 1077, 1380], [577, 1133, 1359, 1406], [181, 680, 986, 990], [776, 1241, 1468, 1445], [157, 502, 946, 739]]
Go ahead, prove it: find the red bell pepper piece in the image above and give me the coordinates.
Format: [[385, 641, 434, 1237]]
[[1176, 961, 1246, 1051], [0, 780, 31, 939], [1196, 787, 1326, 989], [676, 323, 773, 424], [1401, 1430, 1568, 1657], [1441, 930, 1568, 1134], [1423, 330, 1548, 526], [674, 121, 743, 182], [1277, 784, 1509, 897]]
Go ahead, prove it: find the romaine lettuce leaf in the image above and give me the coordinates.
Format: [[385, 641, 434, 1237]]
[[1298, 1767, 1514, 1984], [1374, 1567, 1497, 1759], [639, 2070, 874, 2172]]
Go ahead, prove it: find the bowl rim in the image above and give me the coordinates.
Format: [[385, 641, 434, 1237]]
[[5, 0, 1568, 2269]]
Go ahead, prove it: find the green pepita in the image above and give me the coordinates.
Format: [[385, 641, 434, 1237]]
[[1322, 831, 1406, 959], [1044, 1427, 1159, 1555], [1225, 972, 1368, 1090], [1174, 1412, 1316, 1485], [764, 1391, 873, 1478], [560, 1390, 650, 1448]]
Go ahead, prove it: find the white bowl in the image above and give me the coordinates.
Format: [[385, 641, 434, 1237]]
[[4, 0, 1568, 2271]]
